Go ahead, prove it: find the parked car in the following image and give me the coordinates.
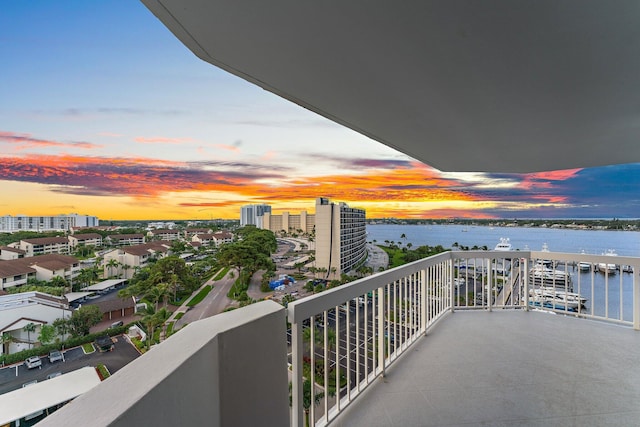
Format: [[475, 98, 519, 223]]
[[24, 356, 42, 369], [47, 372, 62, 380], [95, 335, 114, 352], [48, 350, 63, 363], [110, 320, 124, 328]]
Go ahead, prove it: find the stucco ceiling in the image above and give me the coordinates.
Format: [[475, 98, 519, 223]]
[[142, 0, 640, 173]]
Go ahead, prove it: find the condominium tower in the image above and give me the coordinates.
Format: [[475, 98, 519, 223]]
[[239, 204, 271, 227], [0, 214, 99, 233], [314, 197, 366, 279]]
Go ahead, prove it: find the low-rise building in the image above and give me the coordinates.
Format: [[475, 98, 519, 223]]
[[148, 229, 182, 241], [105, 234, 146, 246], [0, 292, 70, 355], [68, 233, 103, 249], [102, 242, 171, 279], [0, 246, 26, 261], [0, 254, 81, 290], [10, 237, 70, 257]]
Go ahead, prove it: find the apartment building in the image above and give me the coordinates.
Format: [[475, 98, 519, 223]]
[[261, 211, 315, 234], [0, 254, 81, 290], [105, 234, 146, 246], [68, 233, 103, 249], [0, 214, 98, 233], [314, 197, 366, 279], [147, 229, 182, 241], [0, 246, 26, 261], [10, 237, 70, 257], [102, 242, 171, 279]]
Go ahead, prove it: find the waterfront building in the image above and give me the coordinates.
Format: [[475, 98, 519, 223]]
[[314, 197, 366, 279], [240, 204, 271, 227], [0, 214, 98, 233]]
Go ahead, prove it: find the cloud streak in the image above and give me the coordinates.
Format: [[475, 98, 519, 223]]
[[0, 131, 102, 151]]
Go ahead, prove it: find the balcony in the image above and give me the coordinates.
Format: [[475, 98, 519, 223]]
[[37, 250, 639, 427]]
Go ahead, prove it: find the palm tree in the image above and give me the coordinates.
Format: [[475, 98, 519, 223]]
[[24, 322, 37, 349], [106, 259, 120, 278], [1, 332, 14, 355]]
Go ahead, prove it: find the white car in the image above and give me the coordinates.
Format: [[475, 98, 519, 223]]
[[24, 356, 42, 369]]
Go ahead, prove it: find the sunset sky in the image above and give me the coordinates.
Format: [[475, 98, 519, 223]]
[[2, 2, 639, 221]]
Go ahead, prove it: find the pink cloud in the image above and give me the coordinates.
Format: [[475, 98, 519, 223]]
[[0, 131, 101, 150]]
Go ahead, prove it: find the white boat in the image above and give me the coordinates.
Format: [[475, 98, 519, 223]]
[[527, 289, 581, 311], [532, 287, 587, 307], [598, 249, 618, 274], [494, 238, 512, 251], [530, 265, 569, 282], [578, 261, 592, 271]]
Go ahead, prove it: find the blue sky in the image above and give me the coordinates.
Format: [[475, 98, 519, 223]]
[[1, 2, 639, 220]]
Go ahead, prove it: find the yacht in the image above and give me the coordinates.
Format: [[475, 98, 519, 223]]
[[597, 249, 618, 274], [527, 289, 581, 311], [494, 238, 512, 251], [531, 287, 587, 307], [578, 250, 592, 271]]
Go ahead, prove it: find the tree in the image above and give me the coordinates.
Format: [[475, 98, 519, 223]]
[[1, 332, 14, 355], [38, 324, 56, 346], [140, 305, 171, 349], [53, 317, 70, 346], [24, 322, 37, 349], [69, 305, 103, 336], [106, 259, 120, 278]]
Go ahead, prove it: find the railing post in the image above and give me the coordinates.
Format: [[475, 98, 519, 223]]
[[523, 256, 529, 312], [634, 267, 640, 330], [487, 258, 492, 312], [449, 258, 455, 312], [421, 267, 427, 335], [291, 318, 304, 427], [377, 286, 385, 377]]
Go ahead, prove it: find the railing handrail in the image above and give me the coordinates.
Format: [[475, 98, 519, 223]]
[[287, 251, 451, 322]]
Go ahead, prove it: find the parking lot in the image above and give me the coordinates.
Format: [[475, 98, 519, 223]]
[[0, 335, 141, 395]]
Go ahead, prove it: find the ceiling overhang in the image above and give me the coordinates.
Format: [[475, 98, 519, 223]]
[[142, 0, 640, 173]]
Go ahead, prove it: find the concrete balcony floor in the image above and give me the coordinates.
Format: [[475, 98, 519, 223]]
[[333, 310, 640, 427]]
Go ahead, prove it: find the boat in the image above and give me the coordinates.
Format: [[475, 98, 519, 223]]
[[597, 249, 618, 274], [529, 265, 572, 288], [494, 238, 512, 251], [526, 289, 582, 311], [531, 287, 587, 307], [578, 250, 592, 271]]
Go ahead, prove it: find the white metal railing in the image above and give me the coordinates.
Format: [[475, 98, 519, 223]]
[[288, 249, 640, 426], [287, 253, 452, 427]]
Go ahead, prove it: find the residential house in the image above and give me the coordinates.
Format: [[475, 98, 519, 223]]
[[0, 292, 70, 355]]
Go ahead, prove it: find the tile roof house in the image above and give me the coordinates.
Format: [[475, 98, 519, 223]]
[[102, 242, 171, 279]]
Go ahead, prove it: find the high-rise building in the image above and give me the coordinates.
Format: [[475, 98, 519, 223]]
[[314, 197, 366, 279], [240, 204, 271, 227], [0, 214, 99, 233]]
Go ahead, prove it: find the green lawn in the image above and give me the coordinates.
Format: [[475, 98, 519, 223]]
[[186, 285, 213, 307]]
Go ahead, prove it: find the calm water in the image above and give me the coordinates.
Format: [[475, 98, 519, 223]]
[[368, 223, 639, 321], [367, 224, 640, 257]]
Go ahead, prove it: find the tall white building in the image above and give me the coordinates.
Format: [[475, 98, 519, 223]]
[[0, 214, 99, 233], [240, 204, 271, 227], [314, 197, 366, 279]]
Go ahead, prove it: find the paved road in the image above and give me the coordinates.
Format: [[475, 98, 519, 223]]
[[173, 273, 235, 329], [0, 335, 140, 395]]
